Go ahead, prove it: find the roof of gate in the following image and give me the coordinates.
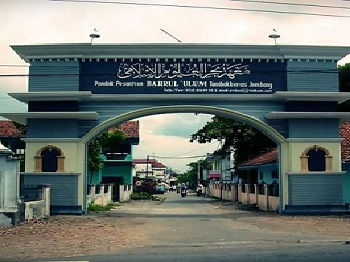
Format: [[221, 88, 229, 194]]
[[11, 43, 350, 62]]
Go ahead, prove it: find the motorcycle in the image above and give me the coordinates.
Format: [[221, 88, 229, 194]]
[[180, 188, 186, 198], [196, 184, 203, 197]]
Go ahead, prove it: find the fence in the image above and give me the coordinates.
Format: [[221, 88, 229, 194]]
[[87, 184, 113, 206], [20, 185, 50, 221], [207, 182, 279, 212], [119, 184, 133, 202]]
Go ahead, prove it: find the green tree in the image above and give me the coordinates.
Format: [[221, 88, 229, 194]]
[[87, 129, 126, 184], [99, 129, 125, 153], [339, 63, 350, 92], [87, 138, 104, 184], [12, 121, 26, 135], [339, 63, 350, 111], [179, 160, 211, 188], [190, 116, 275, 167]]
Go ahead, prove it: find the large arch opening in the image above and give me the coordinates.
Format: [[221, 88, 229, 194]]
[[81, 105, 287, 214]]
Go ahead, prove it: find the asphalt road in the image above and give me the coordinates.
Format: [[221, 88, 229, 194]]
[[33, 192, 350, 262]]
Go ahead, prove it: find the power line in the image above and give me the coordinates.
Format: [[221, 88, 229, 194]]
[[229, 0, 350, 10], [172, 140, 219, 157], [48, 0, 350, 18], [151, 154, 209, 159]]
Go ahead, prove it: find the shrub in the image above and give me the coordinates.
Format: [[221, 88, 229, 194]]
[[87, 201, 118, 212], [131, 192, 152, 200]]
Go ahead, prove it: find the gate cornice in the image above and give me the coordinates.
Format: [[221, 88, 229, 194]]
[[11, 43, 350, 62], [8, 91, 350, 103]]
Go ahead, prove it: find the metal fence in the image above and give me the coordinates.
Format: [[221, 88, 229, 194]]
[[20, 185, 44, 202], [268, 183, 279, 197]]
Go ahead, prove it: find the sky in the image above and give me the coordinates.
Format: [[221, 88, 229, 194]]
[[1, 0, 350, 172]]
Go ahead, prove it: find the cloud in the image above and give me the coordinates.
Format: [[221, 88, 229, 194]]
[[131, 113, 220, 172], [135, 113, 213, 138], [133, 131, 221, 173]]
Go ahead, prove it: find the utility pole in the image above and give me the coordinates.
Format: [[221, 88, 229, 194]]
[[146, 155, 149, 179], [197, 161, 201, 185]]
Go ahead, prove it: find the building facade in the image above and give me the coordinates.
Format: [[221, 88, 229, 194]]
[[1, 43, 350, 214]]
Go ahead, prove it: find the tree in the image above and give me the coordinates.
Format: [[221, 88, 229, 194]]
[[339, 63, 350, 92], [87, 129, 125, 184], [87, 138, 104, 184], [13, 121, 26, 135], [339, 63, 350, 111], [190, 116, 276, 167], [179, 160, 211, 188], [98, 129, 125, 153]]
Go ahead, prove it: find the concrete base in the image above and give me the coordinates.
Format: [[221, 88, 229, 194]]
[[283, 205, 350, 215], [50, 205, 83, 215], [0, 211, 19, 226]]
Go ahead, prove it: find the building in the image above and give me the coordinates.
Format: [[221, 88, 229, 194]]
[[2, 43, 350, 214], [235, 123, 350, 213], [133, 158, 168, 182], [89, 120, 139, 186]]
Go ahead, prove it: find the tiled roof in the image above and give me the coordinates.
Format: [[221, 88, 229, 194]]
[[153, 162, 166, 168], [239, 122, 350, 167], [108, 121, 139, 139], [0, 120, 24, 138], [340, 122, 350, 162], [133, 159, 166, 168], [239, 149, 278, 167]]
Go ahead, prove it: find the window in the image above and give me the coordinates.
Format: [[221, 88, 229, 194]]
[[259, 172, 263, 180], [35, 145, 65, 172], [271, 170, 279, 179], [307, 148, 326, 171], [41, 148, 60, 172], [300, 145, 331, 172]]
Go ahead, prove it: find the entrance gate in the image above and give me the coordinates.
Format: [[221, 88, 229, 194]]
[[3, 44, 350, 214]]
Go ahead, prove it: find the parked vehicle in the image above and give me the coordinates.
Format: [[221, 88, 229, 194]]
[[152, 185, 165, 194]]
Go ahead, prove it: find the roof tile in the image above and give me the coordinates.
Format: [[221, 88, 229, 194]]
[[0, 121, 24, 138], [108, 121, 139, 139]]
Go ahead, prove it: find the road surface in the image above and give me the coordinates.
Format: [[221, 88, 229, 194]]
[[29, 192, 350, 262]]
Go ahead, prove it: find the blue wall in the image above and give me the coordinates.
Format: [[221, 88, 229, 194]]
[[288, 119, 340, 138], [342, 162, 350, 204], [286, 60, 339, 92], [257, 163, 278, 184], [27, 119, 79, 138], [102, 163, 133, 184], [29, 61, 79, 92]]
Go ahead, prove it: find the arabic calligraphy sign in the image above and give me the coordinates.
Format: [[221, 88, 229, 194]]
[[80, 59, 287, 94]]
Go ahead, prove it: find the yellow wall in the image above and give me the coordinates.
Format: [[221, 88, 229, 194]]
[[25, 141, 84, 173], [288, 142, 341, 172], [25, 141, 86, 206]]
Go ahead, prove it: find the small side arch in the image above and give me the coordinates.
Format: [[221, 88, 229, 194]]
[[34, 145, 65, 172], [300, 145, 332, 172]]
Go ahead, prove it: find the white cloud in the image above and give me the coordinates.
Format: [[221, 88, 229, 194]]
[[135, 113, 213, 137], [133, 130, 221, 173], [132, 113, 219, 172]]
